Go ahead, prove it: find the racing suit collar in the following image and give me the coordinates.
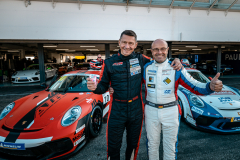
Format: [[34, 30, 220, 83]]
[[118, 50, 134, 60], [154, 58, 168, 67]]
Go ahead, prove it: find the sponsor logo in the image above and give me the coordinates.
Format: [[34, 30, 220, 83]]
[[211, 91, 236, 95], [191, 106, 204, 115], [231, 117, 240, 122], [79, 93, 84, 95], [147, 89, 155, 93], [164, 89, 171, 95], [86, 98, 93, 103], [238, 112, 240, 116], [163, 77, 171, 85], [149, 76, 154, 82], [232, 127, 240, 130], [218, 97, 234, 104], [147, 84, 155, 88], [162, 69, 171, 75], [74, 135, 85, 146], [86, 92, 91, 94], [0, 142, 25, 150], [148, 102, 155, 107], [148, 70, 157, 73], [113, 62, 123, 66], [73, 132, 84, 142], [76, 124, 85, 134], [129, 58, 139, 65]]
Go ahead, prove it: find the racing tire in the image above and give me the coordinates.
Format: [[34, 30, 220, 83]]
[[89, 105, 103, 138]]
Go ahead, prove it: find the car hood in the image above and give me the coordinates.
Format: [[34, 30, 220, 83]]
[[14, 70, 39, 76], [200, 85, 240, 110], [5, 91, 92, 130]]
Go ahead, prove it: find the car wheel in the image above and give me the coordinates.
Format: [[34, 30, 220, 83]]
[[89, 105, 103, 138], [178, 98, 184, 120]]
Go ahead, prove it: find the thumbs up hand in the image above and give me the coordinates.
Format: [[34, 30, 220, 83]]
[[210, 73, 223, 92]]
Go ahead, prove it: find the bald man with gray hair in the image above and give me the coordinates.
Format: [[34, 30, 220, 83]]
[[143, 39, 222, 160]]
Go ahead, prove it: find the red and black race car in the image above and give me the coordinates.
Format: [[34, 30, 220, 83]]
[[0, 70, 111, 160]]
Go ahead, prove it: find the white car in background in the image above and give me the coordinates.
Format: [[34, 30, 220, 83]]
[[11, 64, 57, 83]]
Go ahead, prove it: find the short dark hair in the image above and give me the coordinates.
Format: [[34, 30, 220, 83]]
[[120, 30, 137, 41]]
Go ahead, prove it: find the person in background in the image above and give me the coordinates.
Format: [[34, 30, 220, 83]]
[[97, 54, 104, 65]]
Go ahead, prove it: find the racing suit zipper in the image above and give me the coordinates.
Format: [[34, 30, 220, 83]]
[[127, 60, 129, 118]]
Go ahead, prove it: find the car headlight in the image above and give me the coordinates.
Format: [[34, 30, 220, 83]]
[[35, 71, 40, 75], [61, 106, 82, 127], [189, 94, 204, 108], [0, 102, 15, 120], [12, 72, 18, 76]]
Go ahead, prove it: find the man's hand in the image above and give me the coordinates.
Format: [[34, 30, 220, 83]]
[[171, 58, 182, 71], [109, 87, 114, 95], [210, 73, 223, 92], [87, 78, 98, 91]]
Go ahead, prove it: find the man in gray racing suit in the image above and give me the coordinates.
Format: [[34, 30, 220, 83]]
[[144, 39, 223, 160]]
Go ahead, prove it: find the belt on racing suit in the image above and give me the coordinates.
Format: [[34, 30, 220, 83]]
[[115, 95, 139, 103], [146, 100, 178, 109]]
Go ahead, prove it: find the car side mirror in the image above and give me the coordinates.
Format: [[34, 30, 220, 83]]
[[208, 77, 213, 80]]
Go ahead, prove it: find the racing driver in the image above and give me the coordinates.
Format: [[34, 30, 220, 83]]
[[144, 39, 223, 160], [87, 30, 182, 160]]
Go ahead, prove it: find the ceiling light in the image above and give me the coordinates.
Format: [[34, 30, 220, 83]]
[[56, 49, 69, 50], [86, 49, 99, 51], [221, 46, 225, 48], [192, 49, 201, 50], [43, 45, 57, 47], [65, 50, 76, 52], [147, 49, 151, 50], [80, 46, 95, 47], [8, 50, 19, 52], [186, 46, 197, 48], [172, 49, 179, 50], [113, 49, 119, 51], [117, 46, 120, 47], [179, 50, 187, 51], [214, 46, 218, 48], [235, 50, 237, 51]]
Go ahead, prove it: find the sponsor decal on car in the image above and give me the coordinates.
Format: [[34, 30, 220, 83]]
[[86, 98, 93, 104], [79, 93, 84, 95], [231, 117, 240, 122], [191, 106, 204, 115], [0, 142, 25, 150], [76, 124, 85, 134], [232, 127, 240, 130], [74, 135, 85, 147], [218, 97, 235, 104], [211, 91, 236, 95], [186, 114, 196, 126]]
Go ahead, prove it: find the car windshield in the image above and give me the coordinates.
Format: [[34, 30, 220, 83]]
[[49, 74, 98, 92], [187, 71, 210, 83], [26, 65, 39, 70]]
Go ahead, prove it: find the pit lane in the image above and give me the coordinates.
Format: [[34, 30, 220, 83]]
[[1, 77, 240, 160]]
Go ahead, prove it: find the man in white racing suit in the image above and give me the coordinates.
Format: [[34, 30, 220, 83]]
[[143, 39, 223, 160]]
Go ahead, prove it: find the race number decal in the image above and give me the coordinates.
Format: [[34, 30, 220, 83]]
[[102, 92, 110, 105]]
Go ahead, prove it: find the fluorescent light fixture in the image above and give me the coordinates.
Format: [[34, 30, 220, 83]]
[[172, 49, 179, 50], [147, 49, 151, 50], [117, 46, 120, 47], [235, 50, 237, 51], [221, 46, 225, 48], [43, 45, 57, 47], [113, 49, 119, 51], [86, 49, 99, 51], [214, 46, 218, 48], [192, 49, 201, 50], [186, 46, 197, 48], [89, 50, 100, 51], [179, 50, 187, 51], [65, 50, 76, 52], [56, 49, 69, 50], [8, 50, 19, 52], [80, 46, 95, 47]]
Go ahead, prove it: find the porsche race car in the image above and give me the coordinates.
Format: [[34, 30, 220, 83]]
[[0, 70, 111, 159], [178, 68, 240, 133]]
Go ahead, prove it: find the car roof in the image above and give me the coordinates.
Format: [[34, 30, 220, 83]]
[[64, 70, 101, 75]]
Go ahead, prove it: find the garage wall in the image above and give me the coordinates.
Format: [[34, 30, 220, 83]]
[[0, 0, 240, 42]]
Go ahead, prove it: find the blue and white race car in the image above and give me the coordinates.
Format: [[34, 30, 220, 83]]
[[178, 68, 240, 133]]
